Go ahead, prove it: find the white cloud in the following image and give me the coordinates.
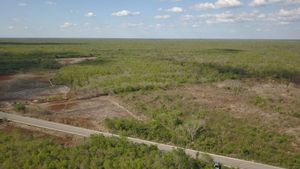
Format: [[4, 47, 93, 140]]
[[192, 24, 200, 28], [18, 3, 27, 6], [123, 22, 144, 28], [271, 7, 300, 22], [194, 3, 216, 10], [166, 7, 184, 13], [215, 0, 243, 8], [160, 0, 182, 2], [112, 10, 140, 17], [154, 15, 171, 19], [45, 1, 56, 5], [155, 24, 163, 29], [85, 12, 96, 17], [24, 26, 29, 30], [250, 0, 280, 6], [60, 22, 76, 28], [205, 12, 236, 24], [183, 7, 300, 26], [193, 0, 242, 10], [8, 26, 14, 30], [249, 0, 300, 6]]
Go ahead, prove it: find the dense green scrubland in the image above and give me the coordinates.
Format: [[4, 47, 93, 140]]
[[1, 39, 299, 91], [53, 40, 300, 93], [0, 128, 213, 169]]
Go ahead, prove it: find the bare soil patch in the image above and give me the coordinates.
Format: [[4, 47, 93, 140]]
[[0, 72, 69, 101], [1, 96, 141, 131], [28, 97, 139, 130], [0, 74, 13, 81], [0, 71, 142, 132], [55, 57, 97, 65]]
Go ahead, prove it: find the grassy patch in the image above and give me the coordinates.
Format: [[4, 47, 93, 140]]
[[251, 95, 268, 108]]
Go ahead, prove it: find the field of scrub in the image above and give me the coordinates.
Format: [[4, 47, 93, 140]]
[[0, 39, 299, 168], [0, 124, 214, 169]]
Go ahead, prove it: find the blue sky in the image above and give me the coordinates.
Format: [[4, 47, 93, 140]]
[[1, 0, 300, 39]]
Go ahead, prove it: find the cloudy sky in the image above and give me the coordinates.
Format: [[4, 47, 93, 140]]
[[1, 0, 300, 39]]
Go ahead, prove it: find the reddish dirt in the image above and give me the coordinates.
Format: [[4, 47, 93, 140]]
[[0, 74, 13, 81], [7, 96, 141, 131], [49, 101, 77, 111], [0, 72, 140, 133]]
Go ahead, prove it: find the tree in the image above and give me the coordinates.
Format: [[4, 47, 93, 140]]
[[184, 119, 206, 141]]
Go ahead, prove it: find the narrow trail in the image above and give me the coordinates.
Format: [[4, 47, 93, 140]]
[[105, 97, 144, 121]]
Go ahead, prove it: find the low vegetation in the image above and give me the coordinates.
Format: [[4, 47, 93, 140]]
[[0, 128, 215, 169], [105, 90, 300, 169], [13, 102, 26, 112], [0, 52, 62, 74]]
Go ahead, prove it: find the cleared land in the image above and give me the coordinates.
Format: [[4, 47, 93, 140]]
[[0, 39, 299, 168]]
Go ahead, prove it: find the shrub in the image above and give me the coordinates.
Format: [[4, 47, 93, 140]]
[[13, 102, 26, 112]]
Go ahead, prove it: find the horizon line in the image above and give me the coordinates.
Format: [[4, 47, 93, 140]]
[[0, 37, 300, 41]]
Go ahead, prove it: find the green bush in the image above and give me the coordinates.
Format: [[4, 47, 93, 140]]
[[251, 96, 267, 108], [105, 118, 174, 142], [13, 102, 26, 112]]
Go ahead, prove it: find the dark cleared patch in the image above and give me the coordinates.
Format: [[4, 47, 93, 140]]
[[203, 48, 245, 54], [197, 63, 300, 84], [0, 51, 84, 73], [198, 63, 248, 76], [54, 54, 95, 58], [0, 42, 83, 45]]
